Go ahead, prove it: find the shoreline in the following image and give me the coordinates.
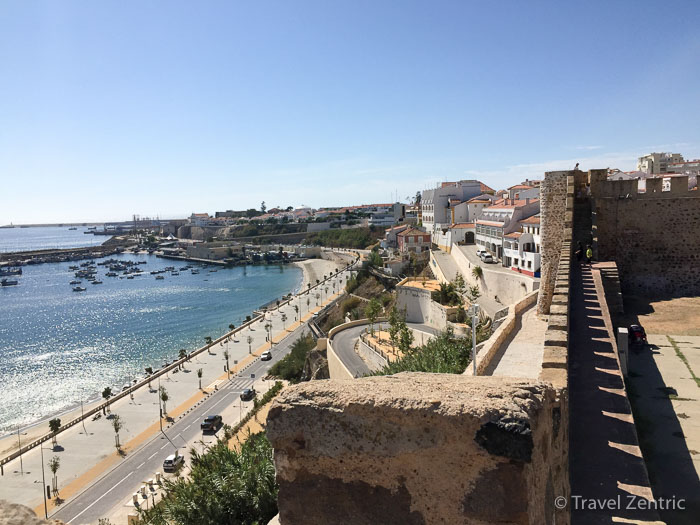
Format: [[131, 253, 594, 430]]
[[0, 254, 346, 457]]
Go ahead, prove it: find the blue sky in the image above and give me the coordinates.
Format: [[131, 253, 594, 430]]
[[1, 1, 699, 224]]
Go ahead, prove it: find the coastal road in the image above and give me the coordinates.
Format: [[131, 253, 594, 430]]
[[51, 325, 310, 525]]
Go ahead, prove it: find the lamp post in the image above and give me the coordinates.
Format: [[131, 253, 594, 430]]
[[17, 426, 23, 476], [158, 377, 163, 431], [468, 304, 480, 375], [39, 443, 48, 519]]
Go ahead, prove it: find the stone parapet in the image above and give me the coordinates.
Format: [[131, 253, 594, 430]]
[[267, 373, 569, 525]]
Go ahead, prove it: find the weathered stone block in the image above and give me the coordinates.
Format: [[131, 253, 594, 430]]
[[542, 346, 568, 368], [548, 314, 568, 331], [267, 373, 569, 525], [544, 328, 567, 347]]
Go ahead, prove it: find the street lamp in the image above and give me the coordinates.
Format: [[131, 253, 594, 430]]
[[39, 443, 49, 519], [468, 304, 480, 375]]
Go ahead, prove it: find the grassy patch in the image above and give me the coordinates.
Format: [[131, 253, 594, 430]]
[[268, 334, 315, 383]]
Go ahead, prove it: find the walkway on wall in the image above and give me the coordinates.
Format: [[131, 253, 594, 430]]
[[483, 303, 546, 378], [569, 261, 659, 524]]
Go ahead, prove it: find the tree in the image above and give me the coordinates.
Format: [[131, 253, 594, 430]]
[[315, 293, 320, 306], [368, 250, 383, 268], [48, 418, 61, 448], [468, 285, 481, 303], [228, 323, 235, 332], [264, 323, 272, 348], [281, 313, 287, 331], [102, 387, 112, 413], [453, 272, 466, 295], [178, 349, 187, 370], [365, 298, 381, 336], [197, 368, 203, 390], [415, 191, 422, 205], [145, 367, 153, 388], [223, 350, 230, 378], [112, 414, 124, 450], [160, 386, 169, 417], [388, 307, 401, 353], [293, 304, 299, 321], [472, 265, 483, 279], [260, 200, 266, 213], [398, 324, 414, 353], [306, 297, 310, 313], [276, 299, 280, 310], [247, 335, 253, 354], [431, 282, 462, 306], [49, 455, 60, 498], [204, 336, 213, 346], [315, 278, 320, 286]]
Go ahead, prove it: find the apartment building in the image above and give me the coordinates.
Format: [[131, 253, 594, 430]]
[[474, 198, 540, 260], [502, 214, 541, 276]]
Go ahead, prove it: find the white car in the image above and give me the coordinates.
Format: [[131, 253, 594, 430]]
[[163, 453, 184, 472], [261, 351, 272, 361], [481, 253, 495, 263], [476, 249, 487, 257]]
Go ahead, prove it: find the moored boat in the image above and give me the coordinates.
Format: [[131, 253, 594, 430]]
[[1, 278, 19, 286]]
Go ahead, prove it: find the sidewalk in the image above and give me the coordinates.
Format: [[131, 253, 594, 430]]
[[0, 259, 348, 510]]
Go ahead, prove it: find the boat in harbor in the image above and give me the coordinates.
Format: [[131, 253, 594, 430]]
[[106, 272, 118, 277], [155, 275, 165, 280], [171, 272, 179, 276], [91, 280, 103, 284], [72, 286, 86, 292], [0, 267, 22, 276], [68, 227, 77, 230], [1, 278, 19, 286], [191, 269, 199, 274], [69, 280, 81, 285]]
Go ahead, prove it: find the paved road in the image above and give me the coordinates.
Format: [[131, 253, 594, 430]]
[[51, 325, 310, 524], [331, 322, 441, 377]]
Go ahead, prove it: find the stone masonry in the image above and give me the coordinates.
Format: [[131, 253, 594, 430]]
[[590, 172, 700, 296], [537, 171, 574, 314], [267, 373, 569, 525]]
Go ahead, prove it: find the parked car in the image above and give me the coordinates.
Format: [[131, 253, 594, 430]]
[[476, 249, 487, 257], [261, 351, 272, 361], [480, 253, 495, 263], [240, 388, 256, 401], [200, 415, 222, 432], [628, 324, 647, 346], [163, 453, 184, 472]]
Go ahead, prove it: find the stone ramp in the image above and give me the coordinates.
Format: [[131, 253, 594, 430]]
[[483, 303, 546, 378], [569, 262, 661, 524], [430, 249, 459, 282]]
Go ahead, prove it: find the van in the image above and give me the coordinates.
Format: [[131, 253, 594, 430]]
[[163, 453, 184, 472]]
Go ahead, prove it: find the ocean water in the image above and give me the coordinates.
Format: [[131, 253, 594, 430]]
[[0, 226, 107, 253], [0, 253, 301, 432]]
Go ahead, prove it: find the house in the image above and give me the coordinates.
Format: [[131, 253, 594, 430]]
[[502, 214, 541, 276], [507, 184, 540, 201], [433, 223, 475, 253], [189, 213, 211, 227], [421, 180, 486, 233], [383, 224, 410, 249], [397, 228, 431, 254], [474, 198, 540, 261]]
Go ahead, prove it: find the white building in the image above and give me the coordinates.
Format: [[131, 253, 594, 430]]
[[637, 152, 685, 174], [421, 180, 487, 233], [507, 184, 540, 201], [502, 215, 541, 277], [474, 198, 540, 261]]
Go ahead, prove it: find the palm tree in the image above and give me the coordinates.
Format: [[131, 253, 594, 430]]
[[111, 414, 124, 450], [315, 278, 320, 286], [306, 297, 310, 313], [178, 349, 187, 370], [315, 292, 320, 306], [281, 313, 287, 331], [197, 368, 203, 390], [145, 366, 153, 388], [264, 323, 272, 349], [49, 418, 61, 448], [49, 456, 60, 498], [223, 350, 230, 379], [293, 304, 299, 321], [228, 323, 235, 332], [159, 386, 169, 417], [247, 335, 253, 354], [472, 265, 483, 279], [102, 387, 112, 413], [204, 336, 212, 346]]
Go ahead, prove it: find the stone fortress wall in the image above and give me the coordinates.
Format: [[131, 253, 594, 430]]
[[589, 171, 700, 296]]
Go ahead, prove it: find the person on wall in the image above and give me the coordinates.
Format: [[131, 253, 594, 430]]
[[585, 245, 593, 266]]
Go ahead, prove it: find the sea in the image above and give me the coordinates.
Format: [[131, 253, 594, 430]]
[[0, 227, 301, 433]]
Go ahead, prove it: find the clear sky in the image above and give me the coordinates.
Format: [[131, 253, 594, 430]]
[[1, 0, 699, 224]]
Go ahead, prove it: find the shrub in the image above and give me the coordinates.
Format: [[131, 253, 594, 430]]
[[342, 296, 361, 316], [268, 334, 315, 383], [373, 329, 471, 375]]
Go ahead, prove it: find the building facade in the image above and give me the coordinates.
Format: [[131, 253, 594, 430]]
[[474, 198, 540, 260], [421, 180, 484, 233], [502, 215, 541, 276], [637, 152, 685, 174], [397, 228, 431, 254]]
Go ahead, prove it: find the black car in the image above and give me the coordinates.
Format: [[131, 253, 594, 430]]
[[628, 324, 647, 346], [240, 388, 256, 401], [200, 415, 222, 432]]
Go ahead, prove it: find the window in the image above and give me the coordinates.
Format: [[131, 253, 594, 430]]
[[514, 259, 519, 267], [528, 260, 532, 269]]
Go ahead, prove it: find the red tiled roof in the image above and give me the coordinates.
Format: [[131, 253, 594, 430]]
[[505, 232, 522, 238], [476, 220, 505, 227], [397, 228, 428, 237], [489, 198, 539, 208], [480, 182, 495, 193], [508, 184, 533, 190], [520, 215, 541, 224], [450, 223, 475, 229]]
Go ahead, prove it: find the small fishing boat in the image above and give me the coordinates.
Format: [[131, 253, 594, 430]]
[[72, 286, 86, 292], [70, 280, 81, 285], [1, 278, 18, 286], [91, 280, 103, 285], [155, 275, 165, 280]]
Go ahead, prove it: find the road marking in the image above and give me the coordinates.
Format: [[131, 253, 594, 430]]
[[160, 443, 169, 449], [137, 461, 145, 468], [148, 452, 157, 460], [67, 471, 134, 523], [184, 423, 191, 430]]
